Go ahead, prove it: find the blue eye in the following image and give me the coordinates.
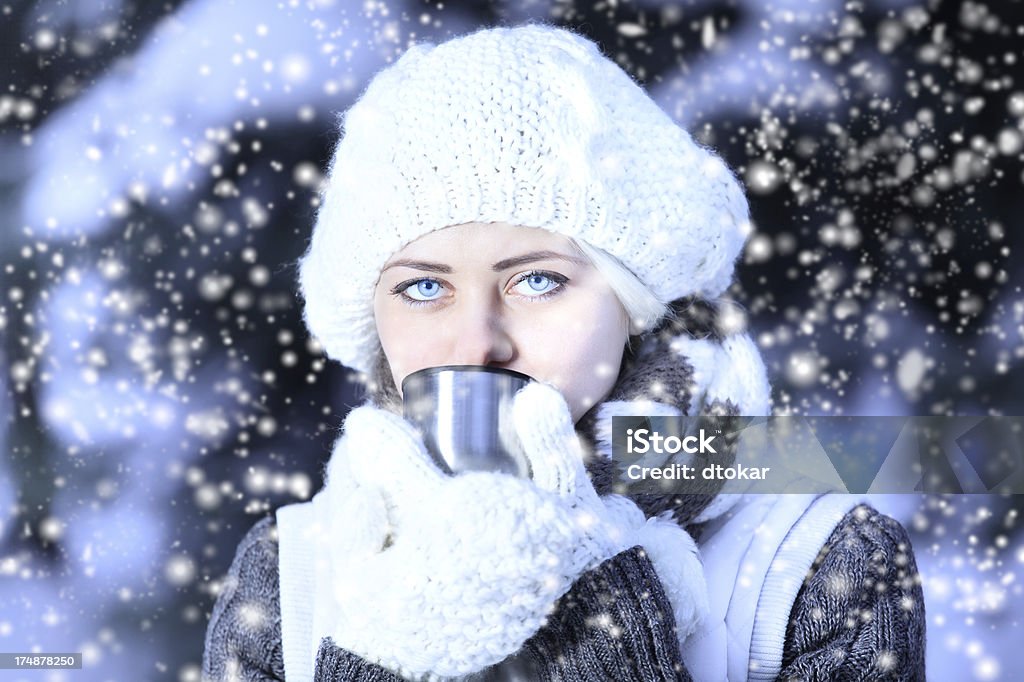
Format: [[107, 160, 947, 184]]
[[402, 279, 445, 301], [511, 272, 565, 297]]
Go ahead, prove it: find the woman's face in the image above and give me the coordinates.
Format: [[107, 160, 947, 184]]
[[373, 223, 629, 422]]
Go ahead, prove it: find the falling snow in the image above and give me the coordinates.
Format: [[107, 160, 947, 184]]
[[1, 0, 1023, 679]]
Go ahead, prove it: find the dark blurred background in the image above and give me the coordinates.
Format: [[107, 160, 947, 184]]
[[1, 0, 1022, 679]]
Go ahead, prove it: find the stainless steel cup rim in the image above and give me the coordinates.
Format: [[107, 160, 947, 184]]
[[401, 365, 534, 392]]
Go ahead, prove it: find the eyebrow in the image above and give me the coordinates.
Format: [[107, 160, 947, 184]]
[[382, 250, 586, 274], [491, 250, 587, 271], [381, 259, 453, 274]]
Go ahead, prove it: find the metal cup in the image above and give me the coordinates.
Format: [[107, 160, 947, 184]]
[[401, 365, 533, 478]]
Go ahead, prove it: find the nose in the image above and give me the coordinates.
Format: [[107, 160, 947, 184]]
[[449, 297, 515, 367]]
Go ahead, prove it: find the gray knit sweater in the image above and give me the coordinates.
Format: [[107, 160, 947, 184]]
[[202, 504, 925, 681]]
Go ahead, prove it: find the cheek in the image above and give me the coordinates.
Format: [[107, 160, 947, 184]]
[[515, 299, 625, 419], [563, 316, 626, 406], [373, 300, 442, 390]]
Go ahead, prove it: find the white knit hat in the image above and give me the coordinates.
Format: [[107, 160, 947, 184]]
[[300, 25, 752, 373]]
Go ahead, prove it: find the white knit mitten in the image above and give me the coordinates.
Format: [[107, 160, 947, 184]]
[[321, 384, 638, 679], [517, 383, 709, 643]]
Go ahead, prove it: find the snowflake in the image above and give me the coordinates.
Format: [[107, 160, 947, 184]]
[[875, 650, 898, 672], [238, 601, 268, 630]]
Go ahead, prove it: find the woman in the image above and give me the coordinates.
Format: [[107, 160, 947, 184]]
[[203, 25, 926, 681]]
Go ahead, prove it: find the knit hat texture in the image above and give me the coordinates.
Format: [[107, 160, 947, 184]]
[[300, 24, 752, 372]]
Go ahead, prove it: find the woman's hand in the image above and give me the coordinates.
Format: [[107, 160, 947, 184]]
[[514, 383, 710, 646], [320, 383, 638, 679], [321, 383, 707, 679]]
